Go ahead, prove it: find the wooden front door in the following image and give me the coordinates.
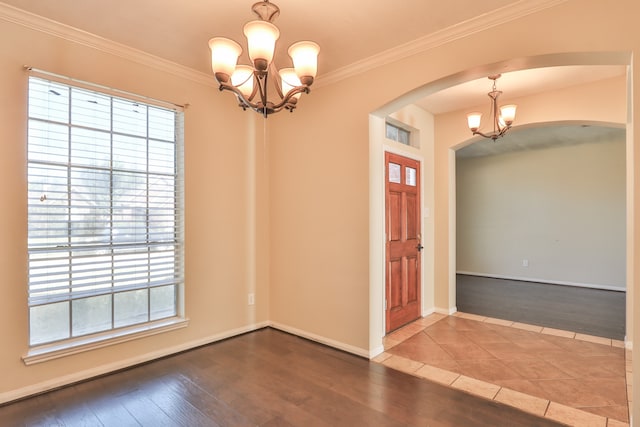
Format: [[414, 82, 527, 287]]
[[385, 152, 422, 333]]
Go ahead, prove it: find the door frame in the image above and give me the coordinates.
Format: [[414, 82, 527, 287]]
[[367, 113, 435, 357]]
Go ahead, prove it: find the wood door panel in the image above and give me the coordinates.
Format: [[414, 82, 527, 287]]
[[385, 152, 422, 333], [406, 194, 418, 239], [407, 255, 418, 303], [389, 191, 402, 242], [388, 259, 403, 309]]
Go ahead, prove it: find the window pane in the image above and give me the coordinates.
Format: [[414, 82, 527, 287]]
[[71, 87, 111, 131], [28, 79, 69, 123], [70, 168, 111, 246], [150, 285, 176, 320], [150, 249, 176, 286], [406, 167, 417, 186], [149, 107, 175, 141], [71, 127, 111, 168], [113, 99, 147, 137], [30, 302, 69, 345], [72, 295, 112, 336], [70, 252, 113, 295], [385, 123, 398, 141], [113, 172, 148, 245], [149, 140, 175, 175], [114, 289, 149, 328], [113, 247, 150, 290], [149, 176, 176, 242], [398, 128, 410, 145], [389, 163, 401, 183], [28, 250, 72, 305], [114, 134, 148, 172], [27, 164, 70, 249], [28, 121, 69, 164]]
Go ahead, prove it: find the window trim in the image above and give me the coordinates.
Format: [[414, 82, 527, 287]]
[[23, 317, 189, 365]]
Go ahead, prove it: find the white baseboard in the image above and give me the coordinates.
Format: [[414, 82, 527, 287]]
[[270, 322, 370, 359], [435, 306, 457, 315], [457, 271, 626, 292], [0, 321, 270, 405], [2, 320, 372, 404], [369, 345, 385, 359], [422, 307, 436, 317]]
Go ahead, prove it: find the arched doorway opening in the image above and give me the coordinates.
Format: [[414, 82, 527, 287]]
[[369, 52, 632, 355]]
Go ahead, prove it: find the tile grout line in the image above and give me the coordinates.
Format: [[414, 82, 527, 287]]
[[456, 312, 630, 426], [454, 311, 622, 348], [381, 313, 630, 426], [384, 365, 622, 426]]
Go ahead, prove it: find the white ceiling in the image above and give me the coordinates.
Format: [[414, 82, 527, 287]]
[[1, 0, 628, 156]]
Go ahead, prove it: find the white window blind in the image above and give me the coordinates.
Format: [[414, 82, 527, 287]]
[[27, 74, 184, 347]]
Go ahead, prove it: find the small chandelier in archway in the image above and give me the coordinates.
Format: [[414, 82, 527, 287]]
[[208, 0, 320, 118], [466, 74, 517, 141]]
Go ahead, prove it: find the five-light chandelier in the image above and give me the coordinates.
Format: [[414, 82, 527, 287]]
[[466, 74, 517, 141], [208, 0, 320, 118]]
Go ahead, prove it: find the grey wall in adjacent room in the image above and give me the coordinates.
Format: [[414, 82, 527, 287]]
[[456, 132, 626, 290]]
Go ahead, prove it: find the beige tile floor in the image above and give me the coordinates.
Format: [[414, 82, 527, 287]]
[[374, 312, 632, 427]]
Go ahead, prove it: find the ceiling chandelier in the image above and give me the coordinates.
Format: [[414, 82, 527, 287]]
[[466, 74, 517, 141], [208, 0, 320, 118]]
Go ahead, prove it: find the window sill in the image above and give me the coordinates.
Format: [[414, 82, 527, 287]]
[[22, 317, 189, 366]]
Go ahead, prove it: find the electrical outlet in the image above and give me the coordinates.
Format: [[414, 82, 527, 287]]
[[522, 259, 529, 267], [248, 293, 255, 305]]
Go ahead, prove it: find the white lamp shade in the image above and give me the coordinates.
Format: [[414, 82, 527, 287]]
[[500, 104, 517, 125], [279, 68, 302, 99], [467, 112, 482, 131], [288, 41, 320, 81], [231, 65, 255, 98], [243, 20, 280, 68], [209, 37, 242, 79]]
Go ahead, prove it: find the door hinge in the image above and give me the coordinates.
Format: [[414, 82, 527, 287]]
[[385, 299, 388, 310]]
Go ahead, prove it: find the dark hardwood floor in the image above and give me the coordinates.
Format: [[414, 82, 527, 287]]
[[0, 328, 565, 427], [456, 274, 626, 340]]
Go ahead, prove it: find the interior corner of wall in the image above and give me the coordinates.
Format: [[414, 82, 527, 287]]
[[368, 345, 385, 359], [434, 306, 457, 316]]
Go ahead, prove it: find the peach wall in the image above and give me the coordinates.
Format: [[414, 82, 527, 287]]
[[0, 18, 271, 401], [268, 0, 639, 422], [1, 1, 639, 423]]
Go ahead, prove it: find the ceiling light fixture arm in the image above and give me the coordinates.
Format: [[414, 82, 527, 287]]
[[467, 74, 517, 141], [216, 70, 311, 118]]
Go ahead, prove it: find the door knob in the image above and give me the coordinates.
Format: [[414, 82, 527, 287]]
[[416, 243, 424, 252]]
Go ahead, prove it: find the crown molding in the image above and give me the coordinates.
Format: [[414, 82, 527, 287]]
[[0, 2, 216, 88], [315, 0, 569, 88], [0, 0, 568, 90]]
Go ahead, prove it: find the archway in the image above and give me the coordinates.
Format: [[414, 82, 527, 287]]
[[369, 52, 632, 356]]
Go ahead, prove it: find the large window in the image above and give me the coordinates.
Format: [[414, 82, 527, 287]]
[[27, 74, 184, 349]]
